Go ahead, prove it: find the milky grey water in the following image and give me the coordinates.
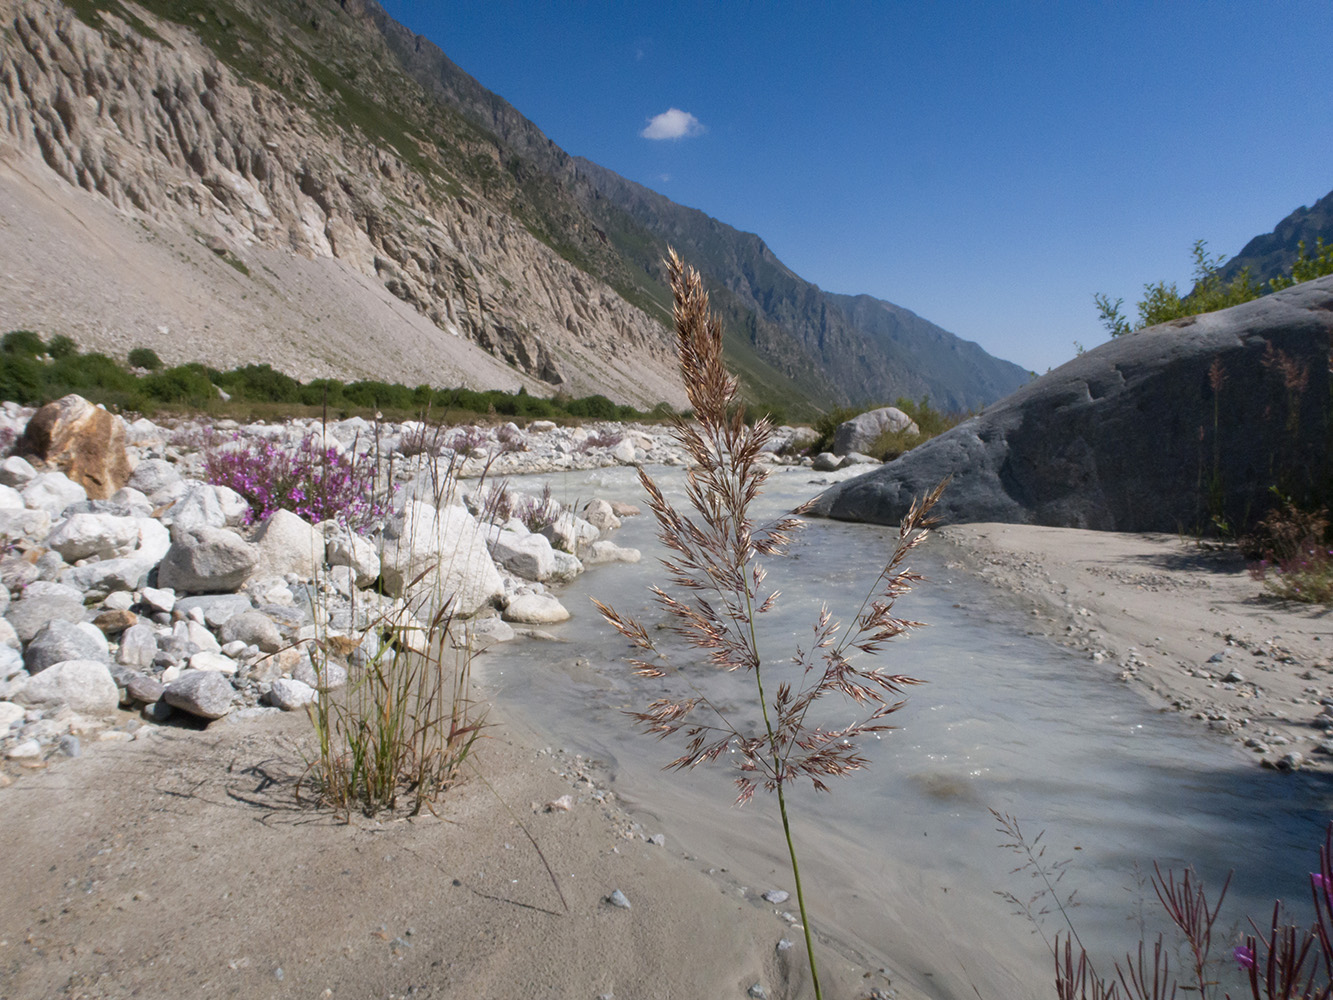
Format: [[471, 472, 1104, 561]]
[[481, 465, 1333, 999]]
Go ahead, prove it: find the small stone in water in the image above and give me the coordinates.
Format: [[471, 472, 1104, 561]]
[[762, 889, 790, 905], [607, 889, 631, 910]]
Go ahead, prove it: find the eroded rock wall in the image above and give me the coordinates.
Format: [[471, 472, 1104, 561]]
[[0, 2, 684, 406]]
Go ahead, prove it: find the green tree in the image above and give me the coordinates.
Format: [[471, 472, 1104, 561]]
[[1269, 238, 1333, 291], [1095, 240, 1259, 337]]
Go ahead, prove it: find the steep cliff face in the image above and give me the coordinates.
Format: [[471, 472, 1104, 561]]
[[0, 1, 686, 406]]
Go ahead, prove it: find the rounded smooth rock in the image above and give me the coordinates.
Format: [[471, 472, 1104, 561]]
[[218, 611, 284, 653], [25, 620, 110, 673], [124, 673, 165, 704], [502, 593, 571, 625], [156, 526, 258, 594], [163, 670, 235, 720], [15, 659, 119, 713], [116, 623, 159, 668], [267, 678, 316, 711], [188, 651, 239, 675]]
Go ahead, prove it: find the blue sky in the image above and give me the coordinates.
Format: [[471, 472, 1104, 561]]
[[378, 2, 1333, 375]]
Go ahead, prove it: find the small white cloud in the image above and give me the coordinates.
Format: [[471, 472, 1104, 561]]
[[658, 173, 671, 183], [640, 108, 705, 140]]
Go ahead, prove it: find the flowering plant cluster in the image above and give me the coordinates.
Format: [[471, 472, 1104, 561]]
[[203, 430, 386, 531]]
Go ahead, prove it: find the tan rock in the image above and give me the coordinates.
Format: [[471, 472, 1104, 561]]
[[16, 395, 132, 499]]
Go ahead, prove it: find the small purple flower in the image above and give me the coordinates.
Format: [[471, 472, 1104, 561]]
[[1234, 945, 1255, 970]]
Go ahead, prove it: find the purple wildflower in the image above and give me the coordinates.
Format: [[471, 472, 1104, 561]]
[[1233, 944, 1255, 970]]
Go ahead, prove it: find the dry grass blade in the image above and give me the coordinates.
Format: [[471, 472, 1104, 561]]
[[595, 248, 946, 1000]]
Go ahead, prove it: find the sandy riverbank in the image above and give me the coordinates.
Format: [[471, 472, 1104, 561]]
[[934, 523, 1333, 772], [5, 519, 1331, 1000], [0, 699, 896, 1000]]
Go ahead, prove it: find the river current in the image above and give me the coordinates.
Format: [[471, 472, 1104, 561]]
[[480, 464, 1333, 999]]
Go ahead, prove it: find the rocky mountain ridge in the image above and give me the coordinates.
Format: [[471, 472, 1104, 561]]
[[1221, 187, 1333, 286], [0, 0, 1026, 415]]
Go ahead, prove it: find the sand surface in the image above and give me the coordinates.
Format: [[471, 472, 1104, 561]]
[[935, 523, 1333, 772], [0, 703, 884, 1000], [4, 522, 1331, 999]]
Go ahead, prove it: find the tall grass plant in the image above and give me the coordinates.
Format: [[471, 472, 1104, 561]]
[[596, 250, 945, 998]]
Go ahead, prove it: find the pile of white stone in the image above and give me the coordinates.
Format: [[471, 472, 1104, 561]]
[[2, 404, 829, 770]]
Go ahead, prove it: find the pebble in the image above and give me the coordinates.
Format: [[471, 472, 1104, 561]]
[[762, 889, 790, 905], [607, 889, 631, 910], [748, 985, 768, 999]]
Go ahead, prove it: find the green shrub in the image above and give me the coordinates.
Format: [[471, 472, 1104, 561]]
[[811, 405, 862, 452], [46, 335, 77, 359], [127, 347, 163, 370], [565, 394, 617, 419], [1269, 238, 1333, 292], [0, 355, 45, 404], [48, 351, 138, 396], [1096, 237, 1333, 339], [141, 363, 217, 407], [217, 363, 302, 402], [2, 330, 45, 358]]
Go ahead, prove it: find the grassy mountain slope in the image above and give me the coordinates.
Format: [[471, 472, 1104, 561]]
[[50, 0, 1028, 417], [341, 0, 1030, 414]]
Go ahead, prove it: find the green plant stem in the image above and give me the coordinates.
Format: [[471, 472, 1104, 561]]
[[776, 779, 822, 1000], [748, 587, 823, 1000]]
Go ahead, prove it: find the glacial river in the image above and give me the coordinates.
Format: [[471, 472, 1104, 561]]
[[482, 464, 1333, 1000]]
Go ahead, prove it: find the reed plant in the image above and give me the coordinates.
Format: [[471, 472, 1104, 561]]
[[300, 441, 488, 819], [596, 250, 944, 999], [996, 812, 1333, 999], [302, 591, 484, 819]]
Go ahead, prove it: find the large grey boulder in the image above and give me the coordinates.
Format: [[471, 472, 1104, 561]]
[[164, 669, 234, 719], [252, 509, 323, 581], [6, 585, 87, 642], [46, 513, 141, 561], [156, 526, 259, 593], [127, 458, 182, 500], [21, 471, 87, 518], [379, 500, 502, 616], [25, 620, 109, 673], [833, 407, 919, 456], [166, 482, 227, 534], [324, 526, 380, 588], [15, 659, 119, 713], [218, 611, 283, 653], [117, 623, 159, 668], [811, 275, 1333, 532], [488, 528, 557, 582]]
